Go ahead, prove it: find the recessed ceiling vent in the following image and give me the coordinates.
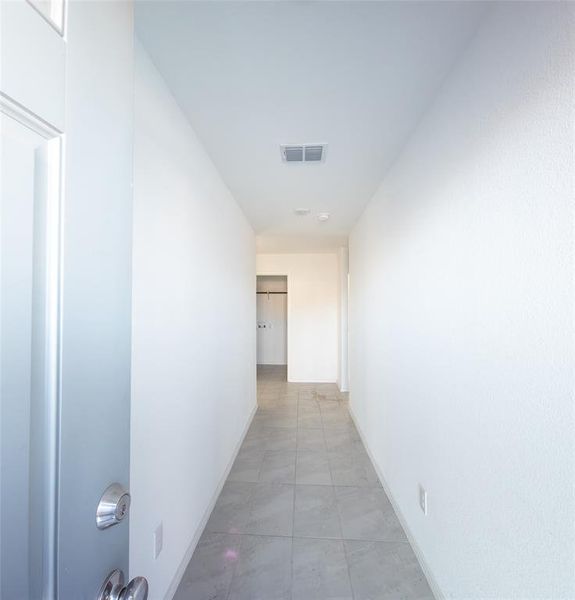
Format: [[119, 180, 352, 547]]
[[281, 144, 326, 163]]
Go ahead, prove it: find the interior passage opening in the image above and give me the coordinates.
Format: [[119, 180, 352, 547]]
[[256, 275, 287, 381]]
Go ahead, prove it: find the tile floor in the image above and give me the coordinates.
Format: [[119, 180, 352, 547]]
[[173, 365, 434, 600]]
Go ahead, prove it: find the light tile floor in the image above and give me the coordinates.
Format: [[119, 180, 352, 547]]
[[173, 365, 434, 600]]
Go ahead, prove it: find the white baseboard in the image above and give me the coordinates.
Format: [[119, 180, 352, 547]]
[[164, 403, 258, 600], [348, 405, 444, 600]]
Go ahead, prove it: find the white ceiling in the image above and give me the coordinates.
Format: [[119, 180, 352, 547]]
[[136, 1, 485, 250]]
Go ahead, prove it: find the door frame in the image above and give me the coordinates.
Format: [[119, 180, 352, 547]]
[[0, 90, 64, 599], [255, 272, 290, 377]]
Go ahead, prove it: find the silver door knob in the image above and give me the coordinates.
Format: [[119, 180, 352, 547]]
[[121, 577, 148, 600], [97, 569, 148, 600]]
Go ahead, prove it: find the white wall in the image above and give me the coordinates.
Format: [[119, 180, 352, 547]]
[[257, 253, 339, 383], [130, 42, 256, 600], [337, 247, 349, 392], [349, 3, 574, 598]]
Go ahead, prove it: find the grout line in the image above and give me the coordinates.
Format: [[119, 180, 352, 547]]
[[223, 534, 241, 600], [329, 419, 357, 600], [225, 481, 383, 490], [289, 388, 302, 600], [340, 530, 357, 600], [206, 530, 413, 544]]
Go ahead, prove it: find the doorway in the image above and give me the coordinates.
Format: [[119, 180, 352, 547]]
[[256, 275, 288, 380]]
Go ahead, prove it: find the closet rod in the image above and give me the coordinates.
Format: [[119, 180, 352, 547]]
[[256, 291, 287, 294]]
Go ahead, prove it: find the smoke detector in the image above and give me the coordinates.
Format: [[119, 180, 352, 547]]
[[281, 144, 327, 163], [317, 212, 330, 222]]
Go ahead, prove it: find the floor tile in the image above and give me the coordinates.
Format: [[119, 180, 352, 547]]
[[238, 435, 268, 456], [265, 428, 297, 452], [322, 417, 356, 432], [292, 537, 353, 600], [335, 486, 407, 541], [227, 453, 262, 483], [205, 482, 254, 534], [173, 532, 240, 600], [182, 368, 437, 599], [254, 415, 297, 429], [243, 483, 294, 536], [297, 428, 327, 451], [296, 450, 332, 485], [258, 451, 296, 483], [244, 422, 269, 441], [329, 452, 381, 487], [298, 397, 320, 409], [227, 535, 292, 600], [294, 485, 342, 539], [298, 412, 324, 428], [345, 540, 434, 599], [323, 429, 362, 453]]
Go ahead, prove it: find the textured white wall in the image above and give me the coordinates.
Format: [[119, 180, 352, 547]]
[[130, 42, 256, 600], [337, 247, 349, 392], [257, 253, 339, 383], [349, 3, 574, 598]]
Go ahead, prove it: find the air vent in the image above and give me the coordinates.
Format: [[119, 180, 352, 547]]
[[281, 144, 326, 163], [304, 146, 323, 161], [283, 146, 304, 162]]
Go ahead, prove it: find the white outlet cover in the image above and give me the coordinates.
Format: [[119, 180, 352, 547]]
[[154, 522, 163, 559]]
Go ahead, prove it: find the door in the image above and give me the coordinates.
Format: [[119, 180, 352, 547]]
[[256, 293, 288, 365], [1, 96, 63, 600], [256, 276, 287, 365], [0, 1, 142, 598]]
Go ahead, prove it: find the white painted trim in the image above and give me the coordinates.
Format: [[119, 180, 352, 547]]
[[348, 405, 444, 600], [1, 97, 64, 599], [25, 0, 65, 37], [165, 403, 258, 600], [0, 91, 62, 140]]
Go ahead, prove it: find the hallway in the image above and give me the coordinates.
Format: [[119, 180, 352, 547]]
[[173, 366, 433, 599], [2, 1, 573, 597]]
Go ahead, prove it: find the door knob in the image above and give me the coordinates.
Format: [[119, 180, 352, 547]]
[[121, 577, 148, 600], [97, 569, 149, 600]]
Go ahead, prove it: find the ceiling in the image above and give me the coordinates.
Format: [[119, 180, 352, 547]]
[[136, 1, 486, 251]]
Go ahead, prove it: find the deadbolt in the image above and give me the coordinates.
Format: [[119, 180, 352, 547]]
[[97, 569, 148, 600], [96, 483, 131, 530]]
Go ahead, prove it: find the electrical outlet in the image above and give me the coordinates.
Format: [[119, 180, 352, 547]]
[[154, 522, 163, 559], [419, 485, 428, 516]]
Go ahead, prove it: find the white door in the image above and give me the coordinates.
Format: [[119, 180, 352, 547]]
[[0, 2, 144, 598], [256, 292, 287, 365]]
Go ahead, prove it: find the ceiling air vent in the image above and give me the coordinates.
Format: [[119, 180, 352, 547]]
[[304, 145, 323, 161], [281, 144, 326, 163], [283, 146, 304, 162]]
